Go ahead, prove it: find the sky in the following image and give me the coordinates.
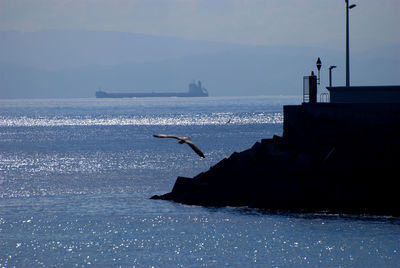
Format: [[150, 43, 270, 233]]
[[1, 0, 399, 50]]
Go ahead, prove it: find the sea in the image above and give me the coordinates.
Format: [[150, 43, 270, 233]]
[[0, 96, 399, 267]]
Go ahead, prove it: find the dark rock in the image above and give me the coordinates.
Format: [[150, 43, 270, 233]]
[[151, 103, 400, 216]]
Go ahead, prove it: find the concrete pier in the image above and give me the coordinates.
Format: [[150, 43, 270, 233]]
[[151, 87, 400, 216]]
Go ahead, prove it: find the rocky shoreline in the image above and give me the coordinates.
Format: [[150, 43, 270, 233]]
[[151, 103, 400, 216]]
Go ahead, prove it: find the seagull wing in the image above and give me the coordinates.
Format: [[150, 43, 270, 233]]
[[153, 134, 205, 158], [153, 134, 182, 140], [184, 140, 205, 158]]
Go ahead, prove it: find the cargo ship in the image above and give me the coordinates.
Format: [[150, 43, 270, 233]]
[[95, 81, 208, 98]]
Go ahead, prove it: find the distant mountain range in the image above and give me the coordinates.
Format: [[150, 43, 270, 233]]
[[0, 30, 399, 98]]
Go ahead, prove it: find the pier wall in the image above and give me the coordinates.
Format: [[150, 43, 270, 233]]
[[283, 103, 400, 147], [152, 102, 400, 215], [326, 86, 400, 103]]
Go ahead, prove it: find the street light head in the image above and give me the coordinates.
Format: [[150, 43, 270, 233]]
[[349, 4, 356, 9], [316, 57, 322, 71], [329, 65, 337, 70]]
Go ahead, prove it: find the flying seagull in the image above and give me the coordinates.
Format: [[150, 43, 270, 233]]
[[153, 134, 205, 158]]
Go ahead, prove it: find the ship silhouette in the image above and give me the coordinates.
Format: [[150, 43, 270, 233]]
[[96, 81, 208, 98]]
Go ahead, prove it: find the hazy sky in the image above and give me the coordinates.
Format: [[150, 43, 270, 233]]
[[1, 0, 399, 50]]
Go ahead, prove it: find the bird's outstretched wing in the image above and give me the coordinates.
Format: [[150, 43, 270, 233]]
[[153, 134, 181, 140], [153, 134, 205, 158], [185, 140, 205, 158]]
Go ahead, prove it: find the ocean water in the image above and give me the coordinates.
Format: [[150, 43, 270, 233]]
[[0, 96, 399, 268]]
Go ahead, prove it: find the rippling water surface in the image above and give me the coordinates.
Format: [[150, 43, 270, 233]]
[[1, 96, 399, 267]]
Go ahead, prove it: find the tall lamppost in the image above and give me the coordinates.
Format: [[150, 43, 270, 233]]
[[346, 0, 356, 87]]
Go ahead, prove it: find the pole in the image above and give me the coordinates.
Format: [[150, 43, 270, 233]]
[[329, 66, 336, 88], [346, 0, 350, 87]]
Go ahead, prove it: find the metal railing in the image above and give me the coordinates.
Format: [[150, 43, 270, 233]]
[[320, 93, 329, 103]]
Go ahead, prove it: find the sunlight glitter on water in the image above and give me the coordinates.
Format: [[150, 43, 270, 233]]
[[0, 112, 283, 127], [1, 97, 399, 268]]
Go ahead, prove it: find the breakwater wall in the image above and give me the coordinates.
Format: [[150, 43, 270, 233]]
[[152, 103, 400, 216], [284, 103, 400, 146]]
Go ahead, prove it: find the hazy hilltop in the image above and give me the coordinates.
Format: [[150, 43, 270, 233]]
[[0, 30, 399, 98], [0, 30, 246, 70]]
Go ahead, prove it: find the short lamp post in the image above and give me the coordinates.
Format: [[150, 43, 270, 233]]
[[346, 0, 356, 87], [329, 66, 337, 87], [316, 57, 322, 85]]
